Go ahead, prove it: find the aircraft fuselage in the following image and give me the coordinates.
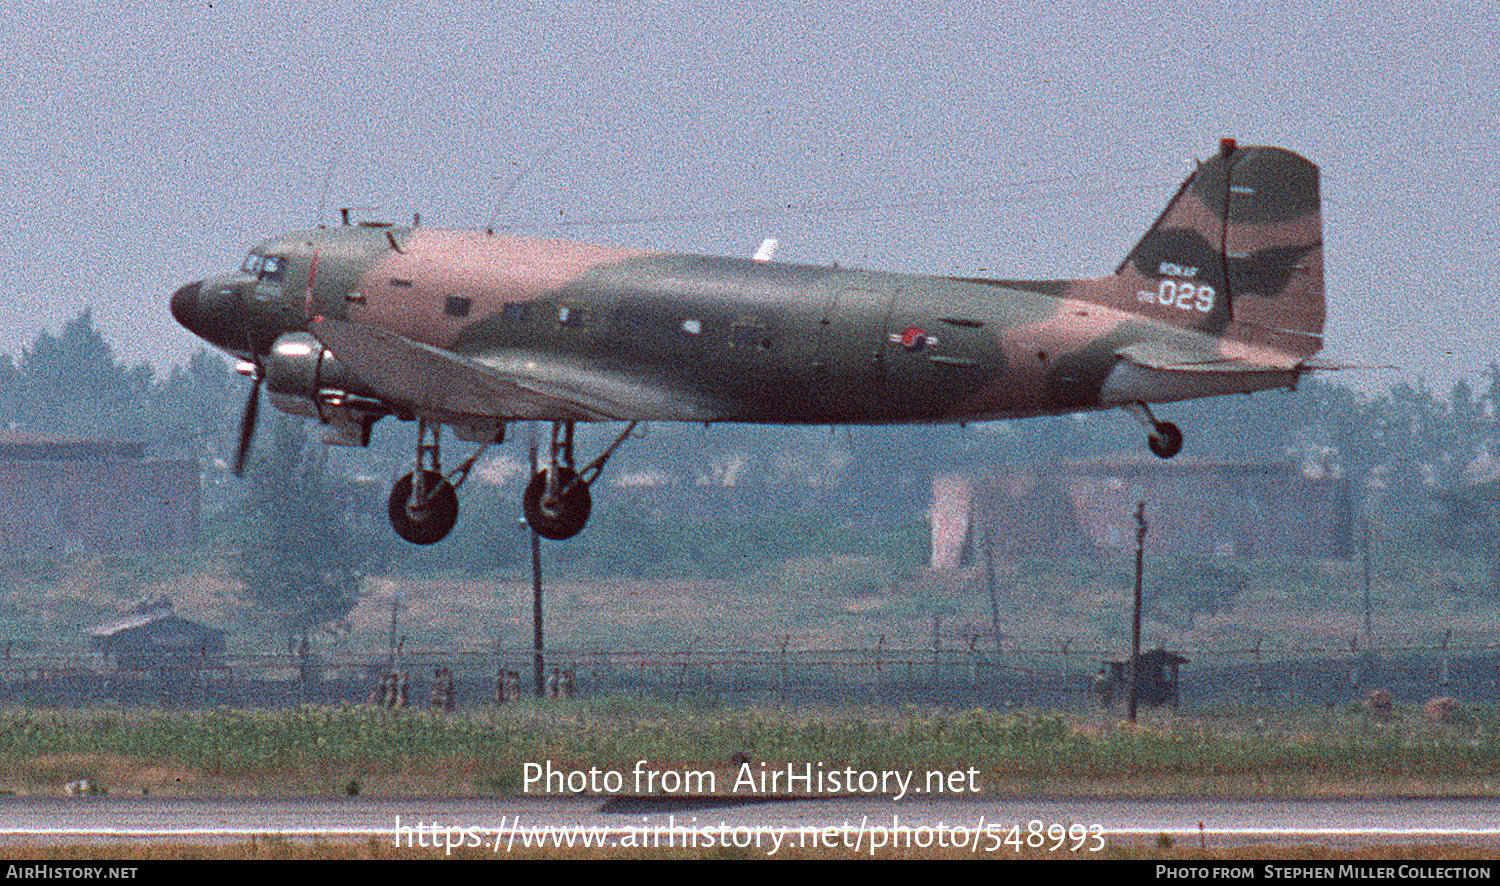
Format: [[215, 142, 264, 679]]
[[169, 142, 1324, 541], [177, 224, 1289, 430]]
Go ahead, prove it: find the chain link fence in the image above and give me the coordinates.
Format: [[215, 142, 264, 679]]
[[0, 630, 1494, 710]]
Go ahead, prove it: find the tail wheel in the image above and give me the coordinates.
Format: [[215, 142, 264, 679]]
[[1148, 422, 1183, 459], [388, 470, 459, 545], [523, 467, 592, 540]]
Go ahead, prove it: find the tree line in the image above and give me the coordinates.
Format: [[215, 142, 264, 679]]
[[4, 311, 1499, 635], [3, 311, 1497, 540]]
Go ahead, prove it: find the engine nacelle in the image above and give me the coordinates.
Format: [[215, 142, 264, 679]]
[[264, 332, 378, 420]]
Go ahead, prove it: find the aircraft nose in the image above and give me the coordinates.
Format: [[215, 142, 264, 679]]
[[170, 280, 201, 332]]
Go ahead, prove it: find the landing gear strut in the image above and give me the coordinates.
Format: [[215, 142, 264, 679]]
[[1124, 402, 1183, 459], [388, 419, 495, 545], [523, 421, 637, 540]]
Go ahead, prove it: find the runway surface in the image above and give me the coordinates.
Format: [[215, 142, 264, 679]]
[[2, 795, 1498, 850]]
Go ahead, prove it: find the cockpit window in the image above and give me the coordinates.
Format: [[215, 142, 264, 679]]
[[240, 253, 263, 275], [260, 256, 285, 283]]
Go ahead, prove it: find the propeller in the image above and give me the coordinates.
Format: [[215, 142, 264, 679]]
[[232, 371, 263, 478]]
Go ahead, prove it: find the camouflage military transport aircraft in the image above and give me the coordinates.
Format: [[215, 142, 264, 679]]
[[171, 139, 1325, 543]]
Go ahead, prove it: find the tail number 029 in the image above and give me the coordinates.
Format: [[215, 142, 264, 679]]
[[1154, 279, 1215, 313]]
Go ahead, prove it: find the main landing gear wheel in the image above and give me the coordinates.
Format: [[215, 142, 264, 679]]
[[523, 467, 592, 541], [1124, 402, 1184, 460], [1148, 421, 1183, 459], [388, 469, 459, 545], [387, 419, 497, 546]]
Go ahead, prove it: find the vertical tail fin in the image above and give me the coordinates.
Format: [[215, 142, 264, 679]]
[[1113, 140, 1324, 359]]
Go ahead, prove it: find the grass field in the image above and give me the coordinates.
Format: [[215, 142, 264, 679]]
[[1, 700, 1497, 799]]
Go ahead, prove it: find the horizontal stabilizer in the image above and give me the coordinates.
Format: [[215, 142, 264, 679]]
[[1115, 341, 1303, 374], [1103, 341, 1303, 405], [1296, 358, 1397, 371]]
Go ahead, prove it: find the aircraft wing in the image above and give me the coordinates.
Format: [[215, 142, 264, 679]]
[[308, 316, 727, 423]]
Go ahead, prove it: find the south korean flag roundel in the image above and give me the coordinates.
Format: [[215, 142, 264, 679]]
[[893, 326, 936, 353]]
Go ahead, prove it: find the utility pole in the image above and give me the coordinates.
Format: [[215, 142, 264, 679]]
[[1129, 500, 1146, 723], [387, 590, 402, 670], [532, 524, 544, 697], [1362, 506, 1373, 638], [529, 424, 546, 698], [931, 614, 941, 682], [984, 527, 1003, 652]]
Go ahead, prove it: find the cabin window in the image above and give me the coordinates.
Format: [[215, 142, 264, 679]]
[[502, 302, 531, 325], [558, 306, 593, 329], [444, 296, 471, 318], [260, 256, 285, 283]]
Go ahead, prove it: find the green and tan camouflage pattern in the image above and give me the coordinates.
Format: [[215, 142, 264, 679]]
[[172, 142, 1325, 430]]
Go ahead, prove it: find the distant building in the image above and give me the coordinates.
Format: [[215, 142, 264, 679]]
[[0, 438, 199, 556], [932, 460, 1353, 569], [86, 598, 226, 671], [600, 466, 928, 527]]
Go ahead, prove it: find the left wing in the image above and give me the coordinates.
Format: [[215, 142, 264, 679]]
[[308, 316, 728, 423]]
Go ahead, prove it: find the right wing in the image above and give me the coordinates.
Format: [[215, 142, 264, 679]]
[[308, 316, 728, 423]]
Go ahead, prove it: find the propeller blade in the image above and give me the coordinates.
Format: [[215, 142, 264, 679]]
[[232, 376, 262, 477]]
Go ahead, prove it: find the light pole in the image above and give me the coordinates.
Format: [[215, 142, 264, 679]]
[[530, 423, 545, 698], [1129, 500, 1146, 723]]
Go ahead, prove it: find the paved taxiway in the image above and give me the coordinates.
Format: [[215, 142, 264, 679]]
[[1, 796, 1497, 848]]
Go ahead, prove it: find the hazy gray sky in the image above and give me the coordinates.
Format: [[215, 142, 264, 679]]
[[3, 0, 1494, 391]]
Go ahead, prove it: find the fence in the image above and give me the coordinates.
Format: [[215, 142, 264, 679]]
[[0, 630, 1495, 710]]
